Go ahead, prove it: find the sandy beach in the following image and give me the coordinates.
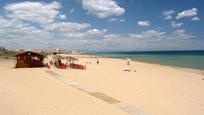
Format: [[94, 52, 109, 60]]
[[0, 0, 204, 114], [0, 55, 204, 115]]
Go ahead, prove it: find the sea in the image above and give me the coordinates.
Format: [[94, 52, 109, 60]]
[[86, 50, 204, 70]]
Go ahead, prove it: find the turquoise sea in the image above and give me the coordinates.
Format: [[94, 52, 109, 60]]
[[87, 51, 204, 70]]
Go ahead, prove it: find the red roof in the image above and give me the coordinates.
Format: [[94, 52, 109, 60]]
[[16, 51, 43, 57]]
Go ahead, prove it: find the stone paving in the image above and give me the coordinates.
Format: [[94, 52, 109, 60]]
[[45, 70, 150, 115]]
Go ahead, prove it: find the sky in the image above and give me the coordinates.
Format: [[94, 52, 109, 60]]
[[0, 0, 204, 51]]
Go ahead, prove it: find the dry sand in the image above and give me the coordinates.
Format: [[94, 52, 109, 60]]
[[1, 55, 204, 115], [0, 59, 129, 115]]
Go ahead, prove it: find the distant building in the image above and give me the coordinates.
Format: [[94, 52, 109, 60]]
[[16, 48, 24, 52], [0, 46, 6, 51], [15, 51, 44, 68], [52, 49, 66, 54], [31, 49, 44, 53], [71, 50, 80, 54]]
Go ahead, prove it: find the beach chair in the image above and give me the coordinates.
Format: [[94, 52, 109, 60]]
[[69, 63, 86, 70], [59, 63, 67, 69]]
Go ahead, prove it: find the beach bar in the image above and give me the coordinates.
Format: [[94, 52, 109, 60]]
[[15, 51, 44, 68]]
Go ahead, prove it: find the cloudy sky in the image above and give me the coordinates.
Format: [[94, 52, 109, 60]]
[[0, 0, 203, 51]]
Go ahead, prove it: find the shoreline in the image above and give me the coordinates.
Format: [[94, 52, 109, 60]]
[[82, 53, 204, 75], [117, 57, 204, 76], [2, 54, 204, 76], [83, 51, 204, 70]]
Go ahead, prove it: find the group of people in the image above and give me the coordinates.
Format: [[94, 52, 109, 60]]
[[49, 58, 87, 70], [86, 58, 100, 65]]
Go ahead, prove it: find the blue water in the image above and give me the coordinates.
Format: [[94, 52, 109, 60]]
[[87, 51, 204, 70]]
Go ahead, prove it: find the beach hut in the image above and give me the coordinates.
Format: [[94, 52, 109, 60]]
[[15, 51, 44, 68]]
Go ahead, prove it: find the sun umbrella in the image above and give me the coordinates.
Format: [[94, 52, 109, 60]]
[[125, 58, 131, 61], [64, 56, 78, 63], [52, 55, 64, 59]]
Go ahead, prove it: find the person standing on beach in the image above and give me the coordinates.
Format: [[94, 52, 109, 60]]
[[127, 60, 130, 65], [97, 58, 99, 64], [126, 58, 131, 65]]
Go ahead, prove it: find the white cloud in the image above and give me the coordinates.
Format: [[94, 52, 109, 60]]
[[0, 1, 202, 51], [169, 29, 195, 39], [59, 14, 67, 19], [0, 13, 199, 50], [0, 1, 106, 49], [138, 20, 150, 26], [164, 16, 173, 20], [108, 18, 117, 22], [82, 0, 125, 18], [163, 10, 175, 16], [0, 16, 43, 38], [171, 21, 183, 28], [120, 19, 125, 22], [4, 1, 63, 24], [44, 22, 91, 33], [86, 28, 106, 35], [104, 34, 122, 40], [101, 29, 197, 51], [103, 29, 108, 33], [129, 29, 166, 41], [191, 16, 200, 21], [0, 15, 103, 49], [176, 8, 198, 19], [107, 18, 125, 23], [0, 16, 52, 48], [133, 29, 193, 41], [163, 10, 175, 20], [69, 8, 74, 14]]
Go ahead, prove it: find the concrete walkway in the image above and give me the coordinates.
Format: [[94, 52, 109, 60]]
[[45, 70, 150, 115]]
